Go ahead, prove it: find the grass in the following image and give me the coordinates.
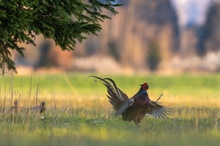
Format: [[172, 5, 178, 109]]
[[0, 73, 220, 146]]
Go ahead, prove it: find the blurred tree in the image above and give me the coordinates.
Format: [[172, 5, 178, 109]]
[[147, 40, 161, 71], [34, 40, 52, 69], [108, 39, 120, 61], [0, 0, 119, 73], [75, 0, 179, 71], [198, 1, 220, 55]]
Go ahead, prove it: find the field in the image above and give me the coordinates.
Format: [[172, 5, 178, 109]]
[[0, 73, 220, 146]]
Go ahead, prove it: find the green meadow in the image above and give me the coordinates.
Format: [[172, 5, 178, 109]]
[[0, 73, 220, 146]]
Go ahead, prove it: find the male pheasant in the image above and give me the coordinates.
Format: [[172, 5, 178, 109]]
[[91, 76, 171, 125]]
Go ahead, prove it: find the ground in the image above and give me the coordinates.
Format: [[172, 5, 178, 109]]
[[0, 73, 220, 146]]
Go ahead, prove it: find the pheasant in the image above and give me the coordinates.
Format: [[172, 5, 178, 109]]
[[10, 100, 19, 114], [29, 101, 46, 119], [91, 76, 171, 125], [10, 100, 20, 122]]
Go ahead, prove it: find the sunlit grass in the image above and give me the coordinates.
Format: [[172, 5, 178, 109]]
[[0, 73, 220, 146]]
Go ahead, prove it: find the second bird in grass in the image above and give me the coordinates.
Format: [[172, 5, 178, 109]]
[[91, 76, 172, 125], [29, 101, 46, 119]]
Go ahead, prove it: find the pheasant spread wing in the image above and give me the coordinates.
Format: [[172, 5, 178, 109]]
[[90, 76, 133, 115], [147, 95, 172, 119]]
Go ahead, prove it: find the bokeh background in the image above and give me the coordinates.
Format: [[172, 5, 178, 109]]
[[1, 1, 220, 145], [12, 0, 220, 75]]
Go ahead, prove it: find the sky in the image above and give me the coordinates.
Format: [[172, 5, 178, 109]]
[[171, 0, 213, 26], [113, 0, 214, 27]]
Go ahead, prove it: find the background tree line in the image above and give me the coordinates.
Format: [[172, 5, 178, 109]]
[[7, 0, 220, 73]]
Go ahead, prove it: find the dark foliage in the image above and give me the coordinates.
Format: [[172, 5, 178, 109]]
[[0, 0, 119, 72]]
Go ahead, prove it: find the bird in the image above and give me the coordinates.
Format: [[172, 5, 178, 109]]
[[29, 101, 46, 119], [91, 76, 171, 125], [10, 100, 20, 122], [10, 100, 19, 114]]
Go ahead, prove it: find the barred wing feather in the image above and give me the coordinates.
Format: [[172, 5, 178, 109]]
[[90, 76, 130, 111], [148, 101, 172, 119]]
